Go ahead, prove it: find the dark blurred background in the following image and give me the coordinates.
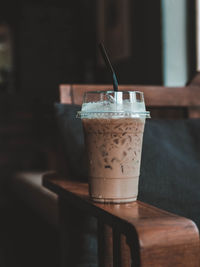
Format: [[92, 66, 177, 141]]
[[0, 0, 197, 97], [0, 0, 197, 266], [0, 0, 164, 101]]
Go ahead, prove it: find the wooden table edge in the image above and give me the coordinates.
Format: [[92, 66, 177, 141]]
[[42, 172, 200, 266]]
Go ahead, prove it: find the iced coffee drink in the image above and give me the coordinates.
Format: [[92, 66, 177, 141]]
[[77, 91, 150, 203]]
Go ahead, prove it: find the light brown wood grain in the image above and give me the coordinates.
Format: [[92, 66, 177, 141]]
[[59, 83, 200, 107], [59, 84, 72, 104], [43, 174, 200, 267], [120, 234, 131, 267]]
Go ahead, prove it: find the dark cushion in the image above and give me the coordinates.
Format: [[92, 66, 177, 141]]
[[139, 119, 200, 229], [54, 103, 88, 181]]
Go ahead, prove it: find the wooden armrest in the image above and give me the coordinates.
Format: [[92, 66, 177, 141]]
[[43, 172, 200, 267]]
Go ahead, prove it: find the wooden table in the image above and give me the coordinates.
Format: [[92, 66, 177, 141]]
[[43, 172, 200, 267]]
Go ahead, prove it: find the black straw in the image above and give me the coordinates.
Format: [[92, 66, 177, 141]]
[[99, 43, 118, 92]]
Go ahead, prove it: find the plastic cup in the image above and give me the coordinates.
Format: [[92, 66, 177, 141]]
[[77, 91, 150, 203]]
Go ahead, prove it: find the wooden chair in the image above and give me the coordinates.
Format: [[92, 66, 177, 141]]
[[43, 77, 200, 267], [59, 73, 200, 119]]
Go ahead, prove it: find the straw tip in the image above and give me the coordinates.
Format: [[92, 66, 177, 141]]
[[98, 42, 119, 92]]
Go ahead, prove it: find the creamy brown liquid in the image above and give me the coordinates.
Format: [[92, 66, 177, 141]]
[[82, 117, 145, 203]]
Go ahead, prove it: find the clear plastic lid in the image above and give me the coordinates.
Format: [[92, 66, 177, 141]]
[[77, 91, 150, 119]]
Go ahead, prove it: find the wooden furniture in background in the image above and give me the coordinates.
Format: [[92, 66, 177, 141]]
[[59, 73, 200, 119]]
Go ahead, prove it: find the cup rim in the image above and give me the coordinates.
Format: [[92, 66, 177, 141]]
[[76, 110, 150, 119], [84, 90, 143, 94]]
